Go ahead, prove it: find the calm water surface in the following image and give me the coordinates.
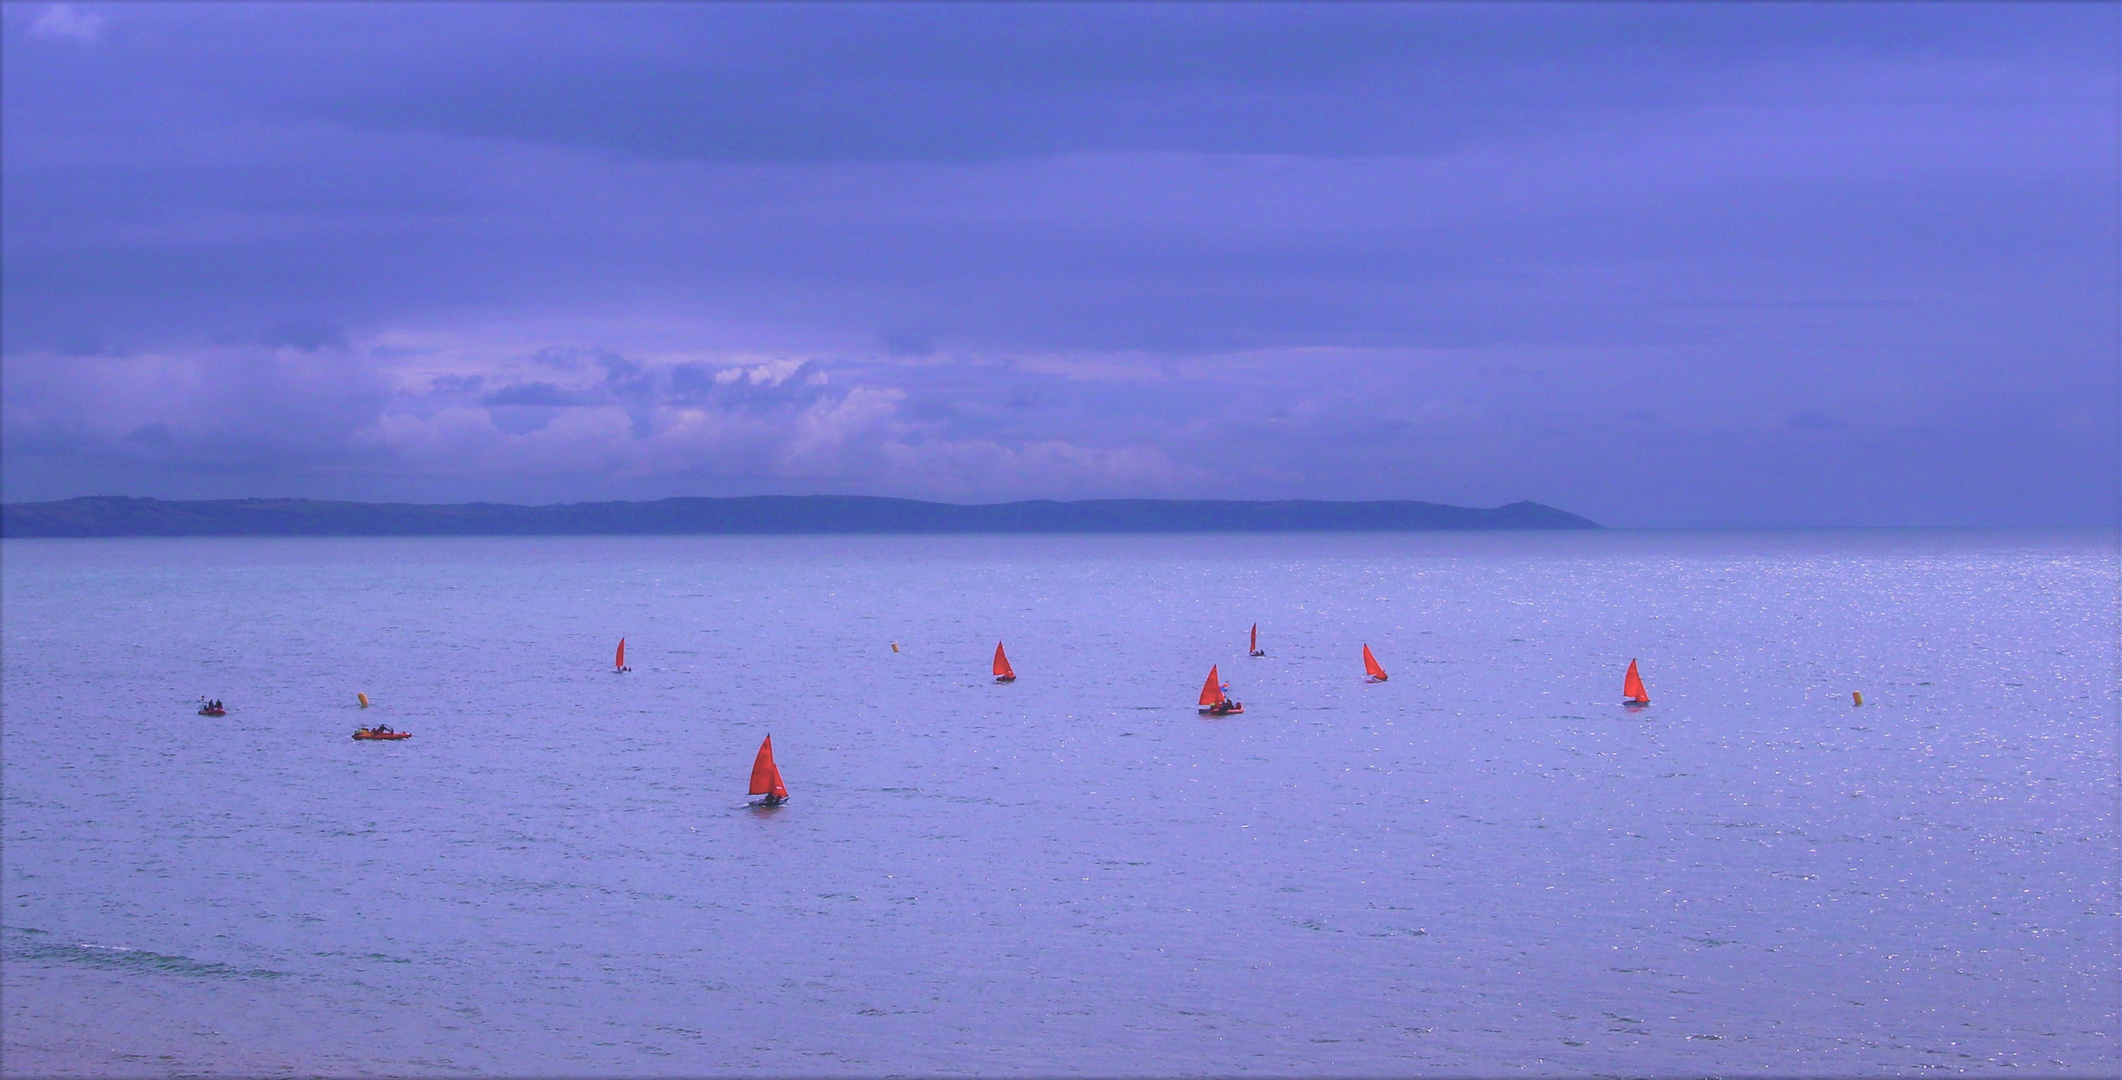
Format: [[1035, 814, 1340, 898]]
[[3, 530, 2116, 1076]]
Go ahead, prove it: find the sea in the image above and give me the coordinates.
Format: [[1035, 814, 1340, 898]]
[[3, 529, 2116, 1077]]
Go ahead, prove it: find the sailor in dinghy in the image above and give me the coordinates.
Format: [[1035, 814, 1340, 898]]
[[749, 735, 789, 807], [1198, 665, 1244, 716]]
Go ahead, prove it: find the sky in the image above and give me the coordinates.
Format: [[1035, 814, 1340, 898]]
[[2, 2, 2115, 527]]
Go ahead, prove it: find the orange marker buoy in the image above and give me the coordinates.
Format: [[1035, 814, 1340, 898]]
[[358, 692, 370, 708], [1852, 691, 1864, 706]]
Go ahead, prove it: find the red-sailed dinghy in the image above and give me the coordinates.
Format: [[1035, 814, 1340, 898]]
[[1363, 644, 1389, 683], [1249, 623, 1265, 657], [614, 638, 630, 673], [1198, 665, 1244, 716], [1622, 659, 1650, 706], [750, 735, 788, 806], [993, 642, 1017, 683]]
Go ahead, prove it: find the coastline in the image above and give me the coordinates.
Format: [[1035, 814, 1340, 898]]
[[0, 495, 1601, 538]]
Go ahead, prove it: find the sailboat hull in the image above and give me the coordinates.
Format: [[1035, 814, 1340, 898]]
[[1198, 702, 1245, 716], [994, 675, 1016, 683]]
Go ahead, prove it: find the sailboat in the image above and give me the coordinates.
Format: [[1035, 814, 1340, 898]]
[[993, 642, 1016, 683], [614, 638, 630, 673], [1362, 644, 1388, 682], [749, 735, 788, 806], [1622, 659, 1649, 706], [1198, 665, 1244, 716], [1249, 623, 1265, 657]]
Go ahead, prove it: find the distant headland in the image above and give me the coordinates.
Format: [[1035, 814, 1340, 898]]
[[0, 495, 1600, 538]]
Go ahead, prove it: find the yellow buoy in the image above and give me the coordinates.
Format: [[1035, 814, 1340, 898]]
[[891, 642, 900, 653], [358, 692, 370, 708], [1852, 691, 1863, 706]]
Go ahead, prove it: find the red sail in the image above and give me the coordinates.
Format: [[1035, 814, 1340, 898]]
[[993, 642, 1016, 680], [749, 735, 787, 797], [1362, 644, 1387, 681], [1623, 659, 1649, 704], [615, 638, 626, 670], [1250, 623, 1258, 652], [1199, 665, 1226, 707]]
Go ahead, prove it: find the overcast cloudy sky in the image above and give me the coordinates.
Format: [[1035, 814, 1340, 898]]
[[3, 2, 2114, 526]]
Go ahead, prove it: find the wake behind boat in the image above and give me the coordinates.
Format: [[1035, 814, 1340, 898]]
[[1198, 665, 1244, 716]]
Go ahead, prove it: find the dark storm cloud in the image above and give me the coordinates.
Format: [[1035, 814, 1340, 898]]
[[262, 317, 347, 353], [26, 3, 2090, 163], [1, 2, 2114, 523], [481, 382, 585, 409]]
